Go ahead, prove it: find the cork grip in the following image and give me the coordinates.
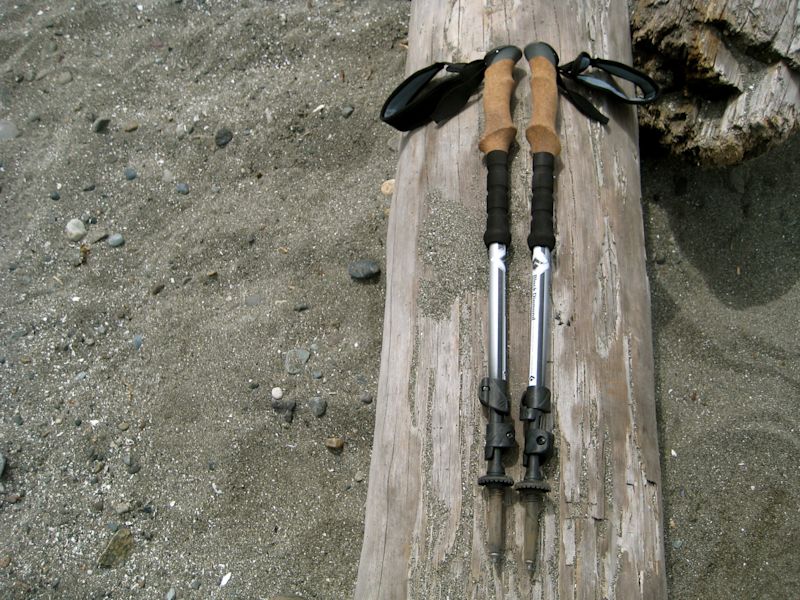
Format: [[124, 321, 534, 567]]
[[525, 43, 561, 156], [479, 46, 522, 154]]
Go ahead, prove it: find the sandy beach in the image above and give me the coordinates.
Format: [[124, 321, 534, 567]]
[[0, 1, 797, 598]]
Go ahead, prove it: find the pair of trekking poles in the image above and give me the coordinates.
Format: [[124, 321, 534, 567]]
[[476, 42, 558, 570], [381, 39, 657, 571]]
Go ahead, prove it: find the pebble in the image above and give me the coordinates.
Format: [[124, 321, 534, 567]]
[[65, 218, 87, 242], [97, 528, 134, 568], [133, 335, 143, 350], [309, 397, 327, 418], [176, 122, 193, 139], [75, 371, 89, 381], [215, 127, 233, 148], [190, 579, 201, 590], [83, 182, 96, 192], [284, 348, 311, 374], [151, 283, 165, 295], [249, 381, 260, 390], [176, 182, 189, 195], [271, 387, 283, 400], [348, 259, 381, 281], [55, 70, 73, 85], [271, 398, 296, 423], [122, 120, 139, 132], [114, 502, 132, 515], [380, 178, 395, 196], [293, 303, 310, 312], [0, 453, 6, 477], [50, 191, 60, 200], [108, 233, 125, 247], [0, 555, 11, 569], [359, 392, 373, 405], [118, 421, 129, 431], [91, 117, 111, 133], [0, 119, 19, 141], [672, 539, 684, 549], [13, 414, 23, 426], [127, 463, 141, 475], [166, 588, 177, 600], [324, 436, 344, 451], [341, 105, 354, 118], [124, 167, 137, 180], [354, 471, 366, 482], [311, 370, 323, 380]]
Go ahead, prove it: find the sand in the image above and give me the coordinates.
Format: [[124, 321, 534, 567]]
[[0, 1, 797, 599]]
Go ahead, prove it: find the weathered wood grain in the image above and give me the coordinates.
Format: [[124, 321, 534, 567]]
[[355, 2, 665, 598], [632, 0, 800, 165]]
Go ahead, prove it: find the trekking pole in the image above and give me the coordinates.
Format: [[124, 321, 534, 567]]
[[515, 41, 559, 571], [476, 45, 522, 562]]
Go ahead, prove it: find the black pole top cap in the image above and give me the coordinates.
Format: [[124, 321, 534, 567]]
[[484, 45, 522, 67], [524, 42, 558, 66]]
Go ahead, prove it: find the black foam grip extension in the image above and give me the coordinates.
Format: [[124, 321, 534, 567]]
[[527, 152, 555, 251], [484, 150, 511, 247]]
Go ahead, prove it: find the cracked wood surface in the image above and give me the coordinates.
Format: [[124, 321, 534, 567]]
[[355, 1, 666, 598], [632, 0, 800, 165]]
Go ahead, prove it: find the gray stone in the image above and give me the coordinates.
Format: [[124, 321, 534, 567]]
[[0, 119, 19, 141], [50, 191, 60, 200], [0, 453, 5, 477], [309, 397, 327, 418], [348, 259, 381, 280], [215, 127, 233, 147], [176, 182, 189, 195], [91, 117, 111, 133], [133, 335, 143, 350], [284, 348, 311, 374], [55, 70, 73, 85], [108, 233, 125, 247], [341, 105, 354, 118], [359, 392, 373, 405], [124, 167, 137, 180], [166, 588, 177, 600], [65, 218, 87, 242]]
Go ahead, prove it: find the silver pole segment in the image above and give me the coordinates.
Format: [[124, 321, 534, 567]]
[[488, 243, 508, 382], [528, 246, 551, 387]]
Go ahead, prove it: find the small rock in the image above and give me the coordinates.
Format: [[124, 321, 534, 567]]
[[176, 122, 193, 139], [108, 233, 125, 247], [118, 421, 129, 431], [309, 397, 327, 418], [65, 218, 87, 242], [151, 283, 165, 295], [127, 463, 141, 475], [133, 335, 143, 350], [341, 105, 354, 118], [672, 539, 684, 549], [190, 579, 201, 590], [83, 182, 96, 192], [324, 436, 344, 451], [50, 191, 60, 200], [55, 70, 73, 85], [359, 392, 373, 405], [0, 453, 6, 477], [175, 182, 189, 195], [91, 499, 104, 512], [91, 117, 111, 133], [114, 502, 132, 515], [124, 167, 137, 180], [284, 348, 311, 374], [271, 398, 296, 423], [97, 528, 134, 568], [13, 414, 23, 426], [0, 120, 19, 141], [380, 178, 395, 196], [0, 555, 11, 569], [311, 370, 323, 380], [348, 259, 381, 281], [165, 587, 177, 600], [215, 127, 233, 148], [354, 471, 366, 482], [122, 120, 139, 132], [271, 387, 283, 400], [293, 303, 310, 312]]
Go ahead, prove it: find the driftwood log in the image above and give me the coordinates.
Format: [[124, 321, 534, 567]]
[[355, 1, 666, 598], [632, 0, 800, 165]]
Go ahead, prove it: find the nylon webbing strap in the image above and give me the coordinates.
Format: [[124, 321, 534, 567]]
[[380, 49, 659, 131], [556, 52, 660, 125]]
